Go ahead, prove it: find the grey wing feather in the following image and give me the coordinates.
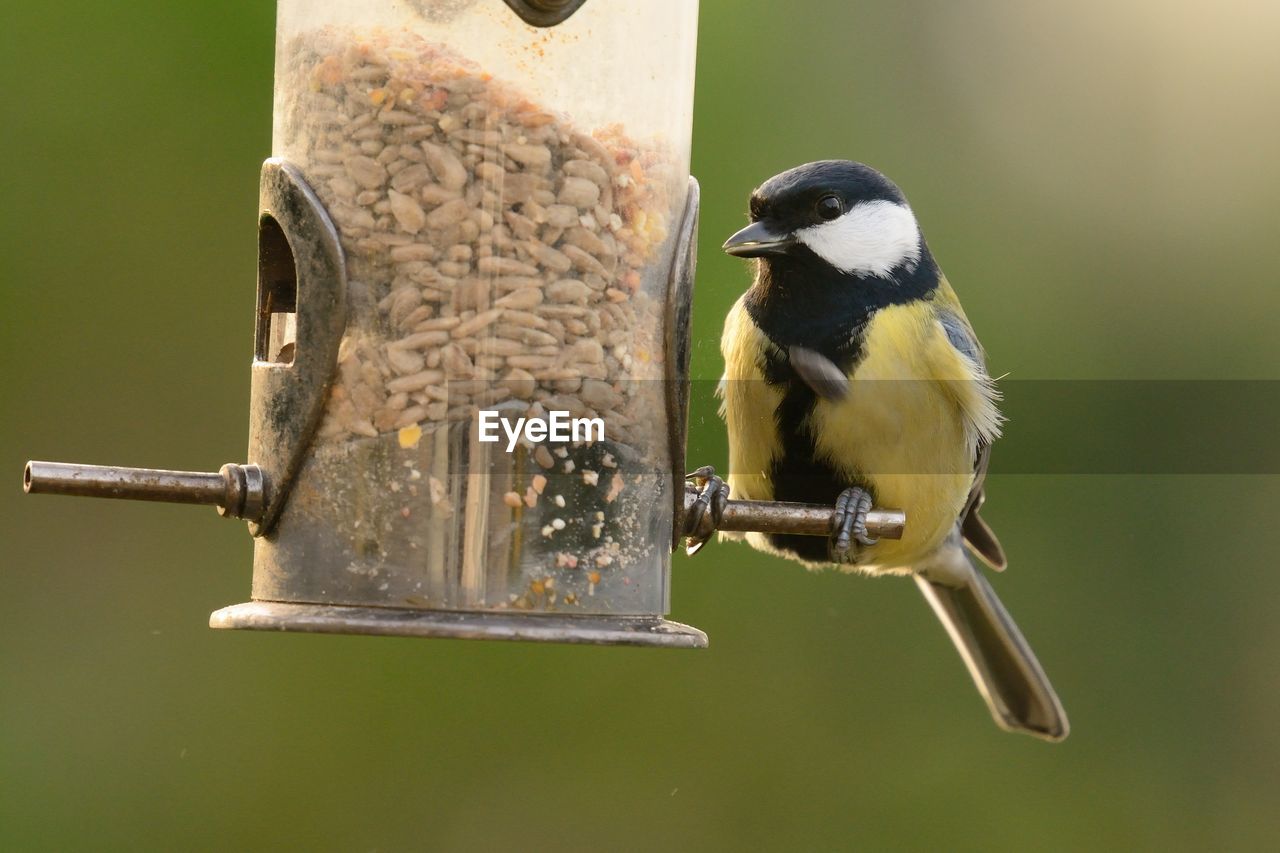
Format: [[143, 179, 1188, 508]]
[[961, 439, 1006, 570], [938, 309, 984, 367], [938, 308, 1007, 570]]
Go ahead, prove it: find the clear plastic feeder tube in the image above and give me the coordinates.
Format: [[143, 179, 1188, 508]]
[[255, 0, 700, 617]]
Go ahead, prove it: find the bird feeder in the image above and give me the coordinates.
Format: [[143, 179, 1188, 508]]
[[24, 0, 904, 648]]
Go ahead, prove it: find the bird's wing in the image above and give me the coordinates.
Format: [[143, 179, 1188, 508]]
[[937, 304, 1007, 571], [937, 307, 983, 366], [961, 438, 1006, 571]]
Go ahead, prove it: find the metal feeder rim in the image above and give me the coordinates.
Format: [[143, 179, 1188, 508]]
[[210, 601, 708, 648]]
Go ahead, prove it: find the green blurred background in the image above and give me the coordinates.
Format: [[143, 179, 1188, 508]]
[[4, 1, 1279, 849]]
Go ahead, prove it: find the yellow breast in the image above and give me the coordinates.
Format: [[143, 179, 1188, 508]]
[[809, 298, 989, 568], [719, 296, 782, 505]]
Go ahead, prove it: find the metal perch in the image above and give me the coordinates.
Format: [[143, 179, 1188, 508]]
[[23, 461, 266, 522], [682, 486, 906, 541], [25, 460, 906, 545]]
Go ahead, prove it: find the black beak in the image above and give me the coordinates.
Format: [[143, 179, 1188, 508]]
[[722, 220, 795, 258]]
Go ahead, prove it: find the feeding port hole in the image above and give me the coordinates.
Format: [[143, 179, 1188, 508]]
[[256, 214, 298, 365]]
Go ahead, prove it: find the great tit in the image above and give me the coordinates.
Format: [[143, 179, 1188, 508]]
[[689, 160, 1068, 741]]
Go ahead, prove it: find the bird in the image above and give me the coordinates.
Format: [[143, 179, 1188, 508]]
[[686, 160, 1068, 741]]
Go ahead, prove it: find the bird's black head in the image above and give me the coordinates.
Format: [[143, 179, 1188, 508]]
[[724, 160, 925, 279], [726, 161, 941, 356]]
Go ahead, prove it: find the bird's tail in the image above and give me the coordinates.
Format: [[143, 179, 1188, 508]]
[[914, 541, 1069, 741]]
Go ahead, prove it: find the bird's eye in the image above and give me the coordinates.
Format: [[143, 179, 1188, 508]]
[[815, 194, 843, 221]]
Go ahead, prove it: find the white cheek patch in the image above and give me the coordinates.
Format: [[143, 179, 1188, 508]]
[[795, 200, 921, 277]]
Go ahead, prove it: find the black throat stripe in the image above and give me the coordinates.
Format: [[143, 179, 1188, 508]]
[[741, 247, 939, 560]]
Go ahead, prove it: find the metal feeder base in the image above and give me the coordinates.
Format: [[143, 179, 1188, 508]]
[[210, 601, 708, 648]]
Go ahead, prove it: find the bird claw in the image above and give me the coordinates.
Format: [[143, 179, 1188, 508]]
[[684, 466, 730, 556], [830, 486, 877, 563]]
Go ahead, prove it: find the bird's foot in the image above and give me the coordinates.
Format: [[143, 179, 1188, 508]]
[[830, 486, 877, 563], [684, 465, 730, 556]]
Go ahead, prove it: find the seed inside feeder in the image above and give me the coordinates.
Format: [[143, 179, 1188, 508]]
[[269, 27, 684, 614]]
